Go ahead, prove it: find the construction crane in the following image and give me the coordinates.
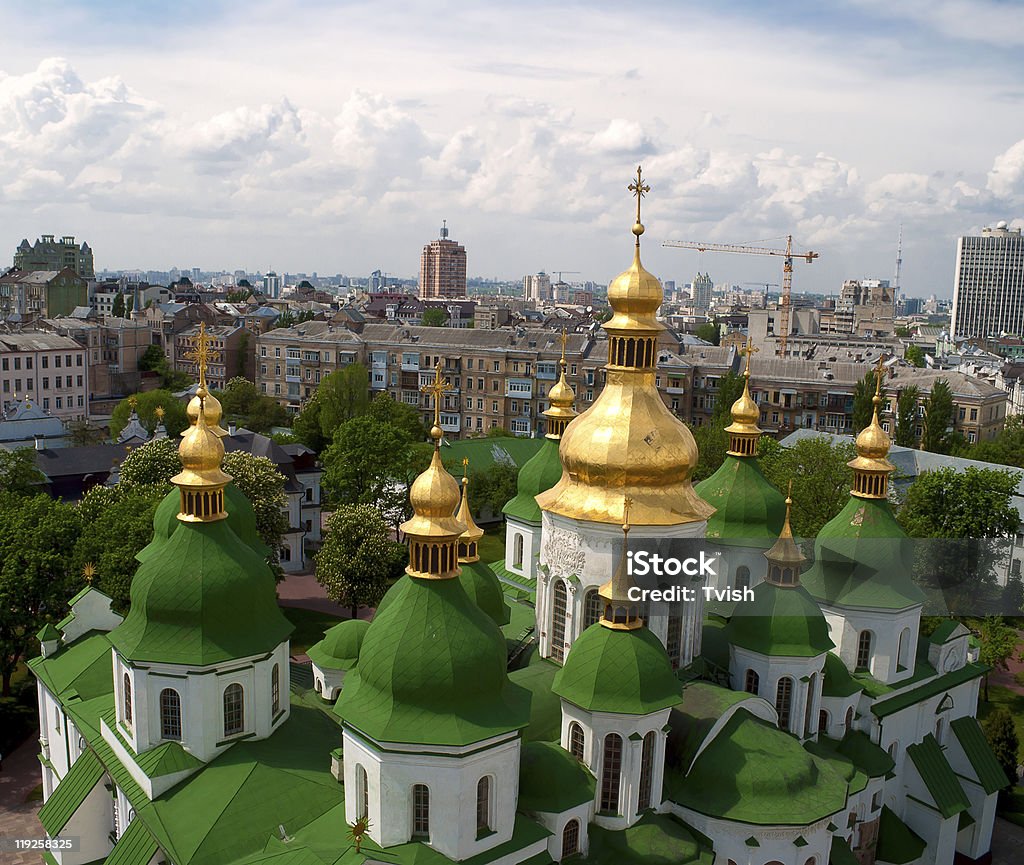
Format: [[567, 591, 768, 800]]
[[663, 236, 819, 355], [551, 270, 580, 284]]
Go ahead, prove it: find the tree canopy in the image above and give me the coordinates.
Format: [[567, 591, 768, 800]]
[[110, 390, 189, 438], [694, 322, 720, 345], [421, 308, 448, 327], [978, 616, 1019, 702], [904, 344, 926, 367], [318, 363, 370, 438], [215, 377, 289, 433], [921, 379, 955, 454], [894, 385, 920, 448], [851, 370, 879, 434], [0, 447, 44, 495]]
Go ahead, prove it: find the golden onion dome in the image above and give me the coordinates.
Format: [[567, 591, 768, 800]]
[[846, 361, 895, 499], [456, 465, 484, 545], [855, 409, 891, 460], [604, 247, 663, 328], [547, 370, 575, 408], [186, 387, 228, 437], [728, 382, 760, 430]]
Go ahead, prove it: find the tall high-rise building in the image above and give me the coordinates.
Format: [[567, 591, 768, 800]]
[[951, 221, 1024, 340], [523, 272, 551, 303], [263, 271, 282, 299], [14, 234, 94, 278], [691, 271, 713, 308], [418, 221, 467, 299]]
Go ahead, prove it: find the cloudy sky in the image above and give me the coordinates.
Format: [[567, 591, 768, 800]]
[[1, 0, 1022, 297]]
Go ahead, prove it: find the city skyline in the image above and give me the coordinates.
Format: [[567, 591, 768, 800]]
[[0, 1, 1022, 296]]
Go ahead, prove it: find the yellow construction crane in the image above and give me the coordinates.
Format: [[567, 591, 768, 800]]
[[662, 235, 819, 355]]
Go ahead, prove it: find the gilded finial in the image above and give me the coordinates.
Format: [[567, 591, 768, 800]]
[[184, 322, 221, 390], [628, 165, 650, 242], [599, 494, 642, 630], [873, 354, 885, 405], [155, 406, 165, 420], [765, 481, 805, 580], [559, 327, 568, 367], [128, 395, 138, 411], [420, 362, 452, 445], [82, 562, 96, 584], [741, 337, 759, 378], [622, 495, 633, 532], [462, 456, 469, 481]]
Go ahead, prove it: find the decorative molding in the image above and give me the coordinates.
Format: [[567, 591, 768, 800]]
[[544, 528, 585, 577]]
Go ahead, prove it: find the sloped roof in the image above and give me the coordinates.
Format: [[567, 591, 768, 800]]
[[38, 748, 104, 834], [518, 741, 595, 813], [906, 734, 971, 818], [876, 805, 927, 864], [950, 716, 1009, 794]]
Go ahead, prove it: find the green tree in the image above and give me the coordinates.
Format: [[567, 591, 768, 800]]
[[315, 505, 406, 618], [222, 451, 289, 572], [318, 364, 370, 438], [971, 415, 1024, 468], [292, 392, 327, 452], [366, 393, 426, 443], [0, 447, 44, 495], [465, 462, 519, 516], [67, 419, 104, 446], [894, 385, 920, 448], [216, 377, 289, 433], [758, 436, 855, 537], [0, 493, 82, 695], [111, 292, 126, 318], [978, 616, 1019, 702], [119, 437, 182, 486], [110, 390, 189, 439], [322, 417, 411, 510], [485, 426, 513, 438], [138, 344, 168, 373], [895, 326, 911, 338], [1002, 573, 1024, 616], [904, 344, 926, 367], [235, 332, 249, 377], [921, 379, 955, 454], [421, 308, 448, 327], [851, 370, 878, 434], [694, 322, 720, 345], [982, 706, 1018, 791]]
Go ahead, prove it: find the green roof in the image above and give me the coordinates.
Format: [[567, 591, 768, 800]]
[[802, 497, 925, 611], [307, 619, 370, 671], [105, 818, 160, 865], [441, 435, 545, 474], [508, 656, 562, 742], [458, 560, 511, 626], [836, 730, 895, 778], [928, 619, 966, 644], [489, 559, 536, 593], [38, 749, 104, 834], [950, 716, 1009, 794], [502, 437, 563, 523], [38, 622, 61, 641], [876, 805, 927, 864], [552, 624, 682, 715], [723, 581, 833, 657], [109, 519, 293, 666], [906, 734, 970, 818], [580, 812, 713, 865], [694, 455, 786, 542], [335, 575, 531, 746], [93, 735, 147, 810], [665, 708, 849, 825], [135, 740, 205, 779], [871, 662, 986, 718], [518, 741, 595, 812], [29, 631, 116, 708], [802, 737, 868, 796], [821, 652, 863, 698], [671, 682, 755, 773], [829, 835, 859, 865]]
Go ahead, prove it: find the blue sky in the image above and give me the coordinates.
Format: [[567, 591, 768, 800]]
[[0, 0, 1022, 296]]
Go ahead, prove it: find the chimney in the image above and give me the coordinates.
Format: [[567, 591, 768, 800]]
[[228, 423, 237, 436], [34, 435, 44, 451]]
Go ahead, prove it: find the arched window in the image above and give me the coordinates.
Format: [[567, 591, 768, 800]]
[[314, 677, 322, 694], [569, 722, 585, 761], [935, 717, 945, 745], [804, 672, 817, 737], [856, 630, 873, 671], [897, 627, 912, 670], [123, 673, 133, 727], [513, 534, 524, 569], [223, 683, 244, 736], [666, 608, 683, 670], [776, 677, 793, 731], [638, 731, 656, 811], [845, 706, 854, 734], [600, 734, 623, 814], [551, 580, 568, 663], [735, 566, 750, 591], [159, 689, 181, 740], [476, 776, 491, 833], [355, 764, 368, 820], [562, 819, 580, 859], [887, 741, 899, 761], [271, 664, 280, 715], [744, 668, 759, 695], [412, 784, 430, 837], [818, 710, 830, 736], [583, 589, 601, 628]]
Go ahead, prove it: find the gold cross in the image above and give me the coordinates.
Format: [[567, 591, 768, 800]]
[[622, 495, 633, 531], [462, 456, 469, 476], [128, 395, 138, 410], [82, 562, 96, 584], [628, 165, 650, 227], [155, 406, 165, 420], [874, 354, 886, 400], [420, 362, 453, 430], [741, 337, 760, 376], [184, 322, 221, 387], [559, 328, 568, 364]]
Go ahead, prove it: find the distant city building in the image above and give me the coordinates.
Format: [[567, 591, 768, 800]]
[[523, 272, 552, 303], [0, 331, 88, 420], [0, 267, 87, 320], [691, 271, 713, 309], [263, 271, 282, 299], [951, 221, 1024, 340], [14, 234, 95, 278], [418, 221, 467, 299], [821, 279, 894, 338]]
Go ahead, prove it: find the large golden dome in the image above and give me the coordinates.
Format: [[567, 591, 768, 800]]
[[847, 360, 895, 499], [186, 388, 228, 437], [536, 167, 713, 526]]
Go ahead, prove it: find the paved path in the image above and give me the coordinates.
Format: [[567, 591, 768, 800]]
[[277, 570, 374, 620], [0, 730, 44, 865], [992, 816, 1024, 864]]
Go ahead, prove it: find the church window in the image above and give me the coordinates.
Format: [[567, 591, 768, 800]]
[[54, 705, 60, 735], [819, 710, 829, 735], [600, 734, 623, 814], [159, 689, 181, 740], [666, 608, 683, 670], [562, 819, 580, 858], [271, 664, 280, 715], [551, 581, 568, 663], [356, 764, 368, 820], [744, 669, 759, 695], [638, 731, 656, 811], [569, 722, 585, 761], [412, 784, 430, 837], [804, 673, 817, 737], [897, 627, 912, 671], [888, 741, 899, 761], [476, 776, 491, 833], [845, 707, 854, 734], [735, 566, 750, 591], [123, 673, 133, 728], [223, 683, 244, 736], [583, 589, 601, 628], [935, 717, 945, 745], [513, 534, 524, 569], [856, 630, 873, 671], [776, 677, 793, 730]]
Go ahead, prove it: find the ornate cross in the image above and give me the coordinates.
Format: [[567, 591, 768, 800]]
[[622, 495, 633, 531], [874, 354, 886, 400], [628, 165, 650, 227], [741, 337, 760, 376], [184, 322, 221, 387], [420, 361, 453, 429], [462, 456, 470, 480]]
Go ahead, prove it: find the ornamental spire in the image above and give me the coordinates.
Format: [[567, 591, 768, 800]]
[[184, 323, 228, 436], [599, 496, 643, 631], [543, 328, 577, 439], [764, 481, 806, 585], [420, 362, 452, 447], [628, 165, 650, 247], [456, 457, 484, 563], [725, 337, 762, 456], [849, 355, 894, 499], [172, 392, 232, 522]]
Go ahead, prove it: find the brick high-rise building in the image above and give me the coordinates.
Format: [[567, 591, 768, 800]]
[[951, 221, 1024, 341], [418, 221, 467, 299]]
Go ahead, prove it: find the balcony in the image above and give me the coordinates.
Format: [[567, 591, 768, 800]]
[[666, 386, 686, 395]]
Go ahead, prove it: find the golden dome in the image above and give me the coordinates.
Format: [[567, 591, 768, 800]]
[[764, 487, 806, 576], [543, 330, 578, 438], [173, 402, 231, 488], [456, 462, 484, 545], [847, 360, 895, 499], [724, 339, 762, 456], [186, 388, 229, 437], [547, 371, 575, 409], [604, 246, 664, 331], [855, 408, 891, 460]]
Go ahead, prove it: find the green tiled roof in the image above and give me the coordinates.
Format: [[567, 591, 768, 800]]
[[518, 741, 595, 812], [502, 436, 563, 523], [871, 662, 986, 718], [665, 708, 849, 825], [829, 835, 859, 865], [803, 737, 868, 796], [836, 730, 895, 778], [876, 805, 927, 864], [109, 519, 293, 666], [821, 652, 863, 698], [490, 559, 536, 593], [307, 619, 369, 671], [906, 734, 971, 818], [105, 818, 160, 865], [802, 497, 925, 611], [458, 560, 511, 626], [671, 682, 755, 773], [38, 750, 104, 834], [508, 656, 562, 742], [440, 436, 545, 473], [29, 631, 113, 702], [92, 736, 148, 810], [695, 455, 786, 542], [950, 716, 1010, 794], [928, 619, 964, 644], [552, 624, 682, 715], [581, 812, 714, 865], [335, 575, 531, 746], [135, 740, 205, 779], [724, 581, 833, 657], [38, 622, 61, 641]]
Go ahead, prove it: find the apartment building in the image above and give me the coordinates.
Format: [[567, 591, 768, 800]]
[[14, 234, 94, 278], [951, 221, 1024, 341], [42, 315, 151, 401], [418, 223, 467, 299], [0, 331, 88, 420], [0, 267, 88, 320], [175, 324, 254, 390]]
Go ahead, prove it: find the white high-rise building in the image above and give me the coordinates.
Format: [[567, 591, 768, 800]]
[[951, 221, 1024, 340], [523, 272, 552, 303]]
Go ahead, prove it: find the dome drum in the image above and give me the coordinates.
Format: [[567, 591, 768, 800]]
[[407, 538, 460, 581]]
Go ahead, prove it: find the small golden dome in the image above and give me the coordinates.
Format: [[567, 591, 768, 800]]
[[847, 361, 895, 499], [728, 382, 760, 429], [547, 370, 575, 408], [186, 387, 228, 437], [456, 464, 484, 545], [605, 246, 664, 326], [174, 405, 231, 487], [855, 406, 891, 459]]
